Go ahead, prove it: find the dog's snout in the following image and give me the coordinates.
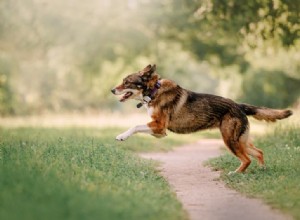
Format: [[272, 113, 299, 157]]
[[111, 89, 116, 94]]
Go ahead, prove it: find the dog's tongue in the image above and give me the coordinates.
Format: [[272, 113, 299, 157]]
[[120, 92, 132, 102]]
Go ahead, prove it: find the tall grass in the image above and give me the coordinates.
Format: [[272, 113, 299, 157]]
[[0, 127, 188, 220], [207, 126, 300, 219]]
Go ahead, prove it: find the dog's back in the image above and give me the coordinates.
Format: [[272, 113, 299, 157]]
[[149, 79, 247, 134]]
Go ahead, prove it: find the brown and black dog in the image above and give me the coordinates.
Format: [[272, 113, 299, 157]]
[[111, 64, 292, 174]]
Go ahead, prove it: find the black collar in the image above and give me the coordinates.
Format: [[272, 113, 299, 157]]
[[136, 81, 161, 108]]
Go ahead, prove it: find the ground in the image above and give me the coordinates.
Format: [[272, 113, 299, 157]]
[[140, 139, 291, 220]]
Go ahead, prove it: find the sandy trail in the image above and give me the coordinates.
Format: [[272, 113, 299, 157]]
[[140, 139, 291, 220]]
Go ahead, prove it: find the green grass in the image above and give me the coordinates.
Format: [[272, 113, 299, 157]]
[[0, 127, 191, 220], [207, 126, 300, 219]]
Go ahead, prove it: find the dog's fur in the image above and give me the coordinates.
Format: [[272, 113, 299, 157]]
[[111, 64, 293, 173]]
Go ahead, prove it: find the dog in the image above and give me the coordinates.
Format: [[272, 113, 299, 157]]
[[111, 64, 293, 173]]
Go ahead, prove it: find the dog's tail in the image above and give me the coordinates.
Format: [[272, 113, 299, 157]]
[[239, 103, 293, 122]]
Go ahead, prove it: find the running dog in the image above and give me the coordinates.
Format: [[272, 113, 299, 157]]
[[111, 64, 292, 173]]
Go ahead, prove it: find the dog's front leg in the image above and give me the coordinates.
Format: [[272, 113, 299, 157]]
[[116, 125, 153, 141]]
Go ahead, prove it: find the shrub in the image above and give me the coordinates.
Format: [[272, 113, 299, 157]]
[[239, 70, 300, 108]]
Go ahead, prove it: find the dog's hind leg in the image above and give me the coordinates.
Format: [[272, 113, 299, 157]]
[[220, 115, 252, 174], [234, 149, 251, 173], [246, 141, 265, 168]]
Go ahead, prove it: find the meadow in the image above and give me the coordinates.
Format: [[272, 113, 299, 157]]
[[207, 125, 300, 219], [0, 127, 191, 220], [1, 119, 299, 220]]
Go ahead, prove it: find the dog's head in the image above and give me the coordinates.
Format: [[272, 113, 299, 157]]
[[111, 64, 159, 102]]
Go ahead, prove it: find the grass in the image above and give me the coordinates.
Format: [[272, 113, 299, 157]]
[[0, 127, 193, 220], [207, 125, 300, 219]]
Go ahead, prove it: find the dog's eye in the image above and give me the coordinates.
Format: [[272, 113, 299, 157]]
[[136, 84, 142, 88], [123, 81, 130, 86]]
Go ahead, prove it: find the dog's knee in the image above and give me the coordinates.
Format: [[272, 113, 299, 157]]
[[150, 126, 167, 137]]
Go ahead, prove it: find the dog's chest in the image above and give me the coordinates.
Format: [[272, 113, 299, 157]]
[[144, 105, 154, 117]]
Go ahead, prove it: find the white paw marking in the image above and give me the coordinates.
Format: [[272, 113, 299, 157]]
[[116, 132, 131, 141], [228, 171, 236, 176]]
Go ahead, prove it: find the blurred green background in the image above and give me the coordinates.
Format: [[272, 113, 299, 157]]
[[0, 0, 299, 116]]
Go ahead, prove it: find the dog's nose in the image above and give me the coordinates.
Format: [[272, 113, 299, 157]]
[[111, 89, 116, 94]]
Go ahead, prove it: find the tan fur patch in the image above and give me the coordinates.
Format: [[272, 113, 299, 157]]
[[254, 109, 292, 122]]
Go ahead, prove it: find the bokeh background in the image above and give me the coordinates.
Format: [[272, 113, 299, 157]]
[[0, 0, 299, 116]]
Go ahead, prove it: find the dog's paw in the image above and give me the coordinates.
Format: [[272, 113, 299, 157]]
[[260, 165, 267, 170], [227, 171, 237, 176], [116, 133, 130, 141]]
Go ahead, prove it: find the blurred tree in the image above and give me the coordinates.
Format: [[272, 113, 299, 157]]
[[240, 70, 300, 108], [155, 0, 299, 70], [208, 0, 299, 47], [0, 59, 14, 115], [0, 0, 299, 115]]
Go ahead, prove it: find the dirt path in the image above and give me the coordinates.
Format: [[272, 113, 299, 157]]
[[140, 139, 291, 220]]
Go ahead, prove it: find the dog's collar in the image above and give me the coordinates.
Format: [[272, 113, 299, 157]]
[[150, 81, 161, 97], [136, 81, 161, 108]]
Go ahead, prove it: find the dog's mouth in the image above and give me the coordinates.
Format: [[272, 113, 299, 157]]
[[120, 91, 133, 102]]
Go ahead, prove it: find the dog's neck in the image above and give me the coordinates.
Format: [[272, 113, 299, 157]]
[[136, 81, 161, 108], [147, 81, 161, 97]]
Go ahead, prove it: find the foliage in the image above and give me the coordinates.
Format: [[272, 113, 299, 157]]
[[207, 126, 300, 219], [209, 0, 299, 47], [239, 70, 300, 108], [0, 127, 187, 220], [0, 59, 14, 115], [157, 0, 300, 68], [0, 0, 299, 115]]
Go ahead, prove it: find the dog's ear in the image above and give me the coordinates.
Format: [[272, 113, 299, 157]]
[[143, 64, 156, 73], [140, 64, 156, 81]]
